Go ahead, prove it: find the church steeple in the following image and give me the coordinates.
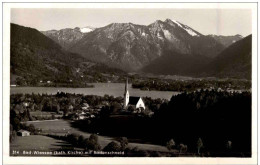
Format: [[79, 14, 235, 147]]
[[125, 78, 128, 93], [124, 78, 129, 108]]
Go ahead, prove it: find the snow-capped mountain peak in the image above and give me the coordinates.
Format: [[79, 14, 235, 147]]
[[183, 26, 200, 36], [165, 18, 200, 37], [80, 26, 95, 33], [169, 19, 183, 27]]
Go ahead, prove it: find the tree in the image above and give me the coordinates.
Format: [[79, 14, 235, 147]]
[[226, 141, 232, 150], [67, 133, 80, 145], [166, 139, 175, 151], [12, 117, 21, 131], [27, 124, 36, 134], [63, 106, 69, 116], [78, 135, 84, 146], [197, 138, 203, 155], [42, 99, 53, 112], [10, 130, 17, 143], [111, 102, 122, 113], [56, 104, 60, 113], [100, 106, 111, 118], [82, 138, 89, 149], [10, 124, 17, 143], [179, 144, 188, 154], [51, 114, 55, 120], [127, 106, 135, 112], [103, 141, 121, 152], [130, 147, 149, 156], [89, 134, 98, 143], [86, 139, 101, 151], [118, 137, 128, 150], [86, 134, 101, 151]]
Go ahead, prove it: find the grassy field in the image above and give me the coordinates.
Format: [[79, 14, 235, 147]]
[[26, 120, 171, 152], [30, 111, 63, 118], [10, 135, 74, 156], [26, 119, 74, 134]]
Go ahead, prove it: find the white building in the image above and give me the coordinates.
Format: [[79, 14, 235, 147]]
[[17, 130, 30, 136], [82, 103, 90, 110], [124, 78, 145, 110]]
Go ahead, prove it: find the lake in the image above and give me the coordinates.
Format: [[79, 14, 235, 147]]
[[10, 83, 179, 100]]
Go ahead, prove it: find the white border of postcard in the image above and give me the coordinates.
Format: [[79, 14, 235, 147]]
[[2, 2, 258, 165]]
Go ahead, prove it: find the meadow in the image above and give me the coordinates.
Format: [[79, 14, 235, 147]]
[[10, 135, 73, 156], [26, 120, 171, 152], [30, 111, 63, 118]]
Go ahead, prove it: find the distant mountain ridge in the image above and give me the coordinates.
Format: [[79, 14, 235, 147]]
[[142, 35, 252, 79], [205, 35, 252, 79], [208, 34, 243, 47], [41, 26, 95, 49]]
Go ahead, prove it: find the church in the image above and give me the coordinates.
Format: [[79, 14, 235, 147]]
[[123, 78, 145, 110]]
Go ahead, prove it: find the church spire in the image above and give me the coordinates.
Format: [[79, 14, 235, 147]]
[[125, 77, 128, 93], [124, 77, 129, 108]]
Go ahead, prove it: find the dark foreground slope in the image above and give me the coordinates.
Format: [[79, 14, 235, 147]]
[[71, 90, 251, 157]]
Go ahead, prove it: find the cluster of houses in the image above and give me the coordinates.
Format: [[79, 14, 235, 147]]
[[72, 103, 101, 120], [62, 78, 148, 120]]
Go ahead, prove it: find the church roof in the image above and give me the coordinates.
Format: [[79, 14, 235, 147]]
[[128, 96, 141, 105], [125, 78, 128, 92]]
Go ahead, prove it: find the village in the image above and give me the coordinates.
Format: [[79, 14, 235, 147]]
[[10, 76, 252, 157], [10, 78, 159, 137], [10, 79, 171, 157]]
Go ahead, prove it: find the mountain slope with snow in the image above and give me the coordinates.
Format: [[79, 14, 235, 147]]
[[80, 26, 95, 33], [42, 26, 95, 49], [70, 18, 224, 71]]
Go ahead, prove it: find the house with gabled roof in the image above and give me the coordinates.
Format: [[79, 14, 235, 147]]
[[17, 130, 30, 136]]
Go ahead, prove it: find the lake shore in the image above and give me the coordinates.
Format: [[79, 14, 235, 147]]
[[11, 83, 179, 100]]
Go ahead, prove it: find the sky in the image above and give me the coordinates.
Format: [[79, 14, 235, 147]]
[[11, 8, 252, 36]]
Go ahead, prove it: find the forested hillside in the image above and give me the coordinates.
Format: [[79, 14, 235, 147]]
[[11, 23, 125, 86]]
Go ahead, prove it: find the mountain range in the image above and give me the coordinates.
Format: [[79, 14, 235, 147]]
[[43, 19, 226, 71], [11, 18, 251, 83]]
